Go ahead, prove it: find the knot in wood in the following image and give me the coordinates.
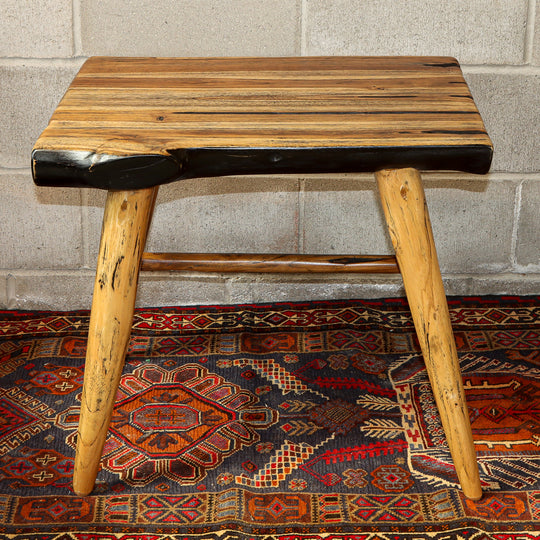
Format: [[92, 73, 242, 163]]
[[400, 184, 409, 201]]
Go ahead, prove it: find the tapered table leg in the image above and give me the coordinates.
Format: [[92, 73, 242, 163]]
[[73, 187, 158, 496], [376, 168, 482, 501]]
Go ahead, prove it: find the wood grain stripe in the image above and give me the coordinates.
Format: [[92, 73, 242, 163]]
[[32, 56, 493, 189]]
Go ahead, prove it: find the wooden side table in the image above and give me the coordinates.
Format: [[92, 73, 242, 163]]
[[32, 56, 493, 499]]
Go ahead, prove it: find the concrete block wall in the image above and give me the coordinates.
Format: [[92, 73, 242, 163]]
[[1, 0, 539, 309]]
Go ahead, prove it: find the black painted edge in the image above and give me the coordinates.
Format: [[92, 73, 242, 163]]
[[32, 145, 493, 190], [173, 145, 494, 179], [32, 149, 183, 190]]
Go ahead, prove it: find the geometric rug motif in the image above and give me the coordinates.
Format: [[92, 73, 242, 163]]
[[0, 295, 539, 539], [0, 387, 55, 456], [391, 351, 540, 492], [58, 363, 278, 486]]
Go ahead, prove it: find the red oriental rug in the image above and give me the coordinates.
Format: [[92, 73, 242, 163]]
[[0, 296, 539, 539]]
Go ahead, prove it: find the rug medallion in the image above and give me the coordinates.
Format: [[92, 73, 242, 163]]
[[0, 296, 538, 538]]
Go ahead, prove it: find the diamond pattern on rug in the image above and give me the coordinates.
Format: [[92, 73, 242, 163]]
[[0, 387, 55, 455], [0, 296, 538, 538], [58, 363, 278, 486]]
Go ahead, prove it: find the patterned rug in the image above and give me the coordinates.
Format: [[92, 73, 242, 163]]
[[0, 296, 539, 539]]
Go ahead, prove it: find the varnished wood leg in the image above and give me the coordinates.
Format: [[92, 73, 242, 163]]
[[73, 187, 158, 496], [376, 168, 482, 501]]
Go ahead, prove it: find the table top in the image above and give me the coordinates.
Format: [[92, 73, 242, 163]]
[[32, 56, 493, 190]]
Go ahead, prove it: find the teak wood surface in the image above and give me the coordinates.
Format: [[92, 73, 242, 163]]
[[31, 57, 491, 500], [33, 56, 492, 189]]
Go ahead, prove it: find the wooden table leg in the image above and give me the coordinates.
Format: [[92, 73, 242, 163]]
[[73, 187, 158, 496], [375, 168, 482, 501]]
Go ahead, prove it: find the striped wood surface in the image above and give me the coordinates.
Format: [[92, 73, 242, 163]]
[[140, 253, 399, 273], [32, 56, 493, 189]]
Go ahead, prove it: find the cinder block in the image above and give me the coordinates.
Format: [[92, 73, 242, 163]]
[[424, 177, 516, 274], [227, 274, 404, 304], [9, 270, 540, 310], [0, 173, 83, 270], [137, 273, 228, 307], [0, 274, 7, 308], [84, 177, 300, 264], [304, 0, 528, 64], [0, 65, 80, 168], [81, 188, 107, 265], [465, 73, 540, 173], [10, 272, 95, 310], [0, 0, 73, 57], [516, 180, 540, 269], [88, 176, 516, 275], [149, 177, 300, 253], [12, 273, 225, 311], [227, 272, 540, 305], [9, 272, 231, 310], [134, 272, 540, 305], [468, 274, 540, 296], [534, 4, 540, 65], [303, 175, 516, 274], [80, 0, 301, 56], [302, 176, 392, 255]]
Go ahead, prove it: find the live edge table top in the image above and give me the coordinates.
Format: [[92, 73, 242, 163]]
[[32, 56, 493, 190]]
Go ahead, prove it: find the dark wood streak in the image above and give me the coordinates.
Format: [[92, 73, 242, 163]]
[[111, 256, 124, 291], [422, 130, 488, 135], [422, 61, 459, 68]]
